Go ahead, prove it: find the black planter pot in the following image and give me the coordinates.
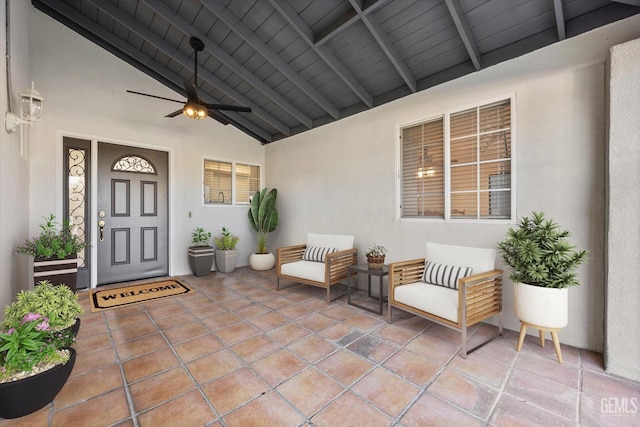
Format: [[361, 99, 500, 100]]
[[33, 254, 78, 292], [70, 318, 81, 337], [188, 246, 214, 277], [0, 348, 76, 419]]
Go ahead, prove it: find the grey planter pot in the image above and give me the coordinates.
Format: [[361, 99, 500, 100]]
[[188, 246, 214, 277], [215, 249, 238, 273]]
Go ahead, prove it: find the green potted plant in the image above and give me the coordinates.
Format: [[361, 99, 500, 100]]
[[214, 227, 240, 273], [247, 188, 279, 270], [497, 211, 588, 330], [0, 312, 77, 418], [1, 280, 84, 335], [188, 227, 214, 277], [16, 214, 89, 292]]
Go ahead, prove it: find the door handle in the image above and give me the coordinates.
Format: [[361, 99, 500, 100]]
[[98, 220, 105, 242]]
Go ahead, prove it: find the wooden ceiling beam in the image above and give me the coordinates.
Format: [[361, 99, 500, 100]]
[[269, 0, 373, 108], [444, 0, 482, 70], [144, 0, 311, 130], [610, 0, 640, 7], [200, 0, 340, 119], [35, 0, 272, 142], [349, 0, 416, 92], [88, 0, 290, 136], [553, 0, 567, 40]]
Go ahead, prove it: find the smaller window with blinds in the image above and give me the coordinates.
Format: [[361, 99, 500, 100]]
[[399, 97, 513, 221], [203, 159, 261, 206]]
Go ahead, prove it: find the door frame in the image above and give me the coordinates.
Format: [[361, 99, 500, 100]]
[[57, 131, 172, 289]]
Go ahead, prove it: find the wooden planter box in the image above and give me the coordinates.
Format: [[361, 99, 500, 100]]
[[33, 254, 78, 292]]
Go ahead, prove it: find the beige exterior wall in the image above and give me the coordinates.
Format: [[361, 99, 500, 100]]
[[606, 37, 640, 381]]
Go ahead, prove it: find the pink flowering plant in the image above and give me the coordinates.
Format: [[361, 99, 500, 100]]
[[0, 313, 73, 383]]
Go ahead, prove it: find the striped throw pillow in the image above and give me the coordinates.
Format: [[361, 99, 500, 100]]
[[302, 246, 338, 262], [422, 261, 473, 290]]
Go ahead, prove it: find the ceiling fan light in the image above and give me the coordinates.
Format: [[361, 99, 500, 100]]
[[183, 102, 207, 120]]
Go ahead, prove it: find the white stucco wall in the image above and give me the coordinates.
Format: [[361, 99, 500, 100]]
[[0, 1, 32, 311], [27, 8, 265, 282], [266, 15, 640, 352], [606, 37, 640, 381]]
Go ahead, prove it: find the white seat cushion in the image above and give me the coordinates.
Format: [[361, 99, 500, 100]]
[[280, 260, 326, 283], [426, 242, 496, 274], [394, 281, 458, 323], [307, 233, 354, 251]]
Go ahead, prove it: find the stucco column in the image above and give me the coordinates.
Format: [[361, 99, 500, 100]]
[[606, 37, 640, 381]]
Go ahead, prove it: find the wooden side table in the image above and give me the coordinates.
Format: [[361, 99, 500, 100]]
[[347, 263, 388, 315]]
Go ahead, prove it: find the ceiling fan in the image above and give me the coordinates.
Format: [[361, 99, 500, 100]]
[[127, 36, 251, 124]]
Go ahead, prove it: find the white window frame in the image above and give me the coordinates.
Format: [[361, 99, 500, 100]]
[[202, 157, 262, 207], [396, 94, 516, 224]]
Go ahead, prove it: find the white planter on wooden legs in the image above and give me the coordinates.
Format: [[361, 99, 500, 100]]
[[514, 281, 568, 363]]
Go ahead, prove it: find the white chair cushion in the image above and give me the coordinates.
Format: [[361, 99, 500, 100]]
[[426, 242, 496, 274], [394, 282, 458, 323], [307, 233, 354, 251], [280, 260, 326, 283]]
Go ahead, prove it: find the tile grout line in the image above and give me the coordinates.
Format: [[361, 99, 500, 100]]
[[104, 309, 140, 427], [483, 337, 521, 426]]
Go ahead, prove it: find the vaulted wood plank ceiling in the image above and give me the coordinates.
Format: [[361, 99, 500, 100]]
[[32, 0, 640, 144]]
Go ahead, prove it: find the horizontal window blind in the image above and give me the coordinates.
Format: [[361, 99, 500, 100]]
[[399, 97, 512, 220], [450, 99, 511, 219], [401, 117, 444, 217], [236, 163, 260, 205], [204, 160, 232, 205]]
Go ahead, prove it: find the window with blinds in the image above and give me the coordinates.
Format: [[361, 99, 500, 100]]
[[401, 117, 444, 217], [400, 97, 512, 220], [203, 159, 261, 205], [236, 163, 260, 205], [204, 160, 232, 204]]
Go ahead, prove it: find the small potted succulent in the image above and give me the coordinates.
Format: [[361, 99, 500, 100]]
[[365, 243, 387, 269], [497, 211, 588, 329], [16, 214, 89, 292], [214, 227, 240, 273], [188, 227, 214, 277]]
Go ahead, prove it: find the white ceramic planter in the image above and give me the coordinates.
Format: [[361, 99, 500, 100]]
[[249, 253, 275, 271], [514, 281, 568, 328]]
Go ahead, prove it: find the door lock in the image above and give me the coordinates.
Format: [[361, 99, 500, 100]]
[[98, 220, 106, 242]]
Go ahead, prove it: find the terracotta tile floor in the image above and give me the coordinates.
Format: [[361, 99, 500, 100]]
[[3, 268, 639, 426]]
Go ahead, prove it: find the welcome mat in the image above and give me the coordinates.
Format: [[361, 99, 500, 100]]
[[89, 279, 194, 312]]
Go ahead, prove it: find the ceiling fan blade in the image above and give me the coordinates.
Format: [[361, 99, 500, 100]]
[[165, 109, 183, 118], [207, 110, 230, 125], [184, 81, 199, 102], [205, 103, 252, 113], [127, 90, 184, 104]]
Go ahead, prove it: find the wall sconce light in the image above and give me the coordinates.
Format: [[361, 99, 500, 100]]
[[5, 82, 44, 133], [183, 101, 208, 119]]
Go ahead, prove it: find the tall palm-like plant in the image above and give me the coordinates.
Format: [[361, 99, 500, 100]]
[[248, 188, 279, 254]]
